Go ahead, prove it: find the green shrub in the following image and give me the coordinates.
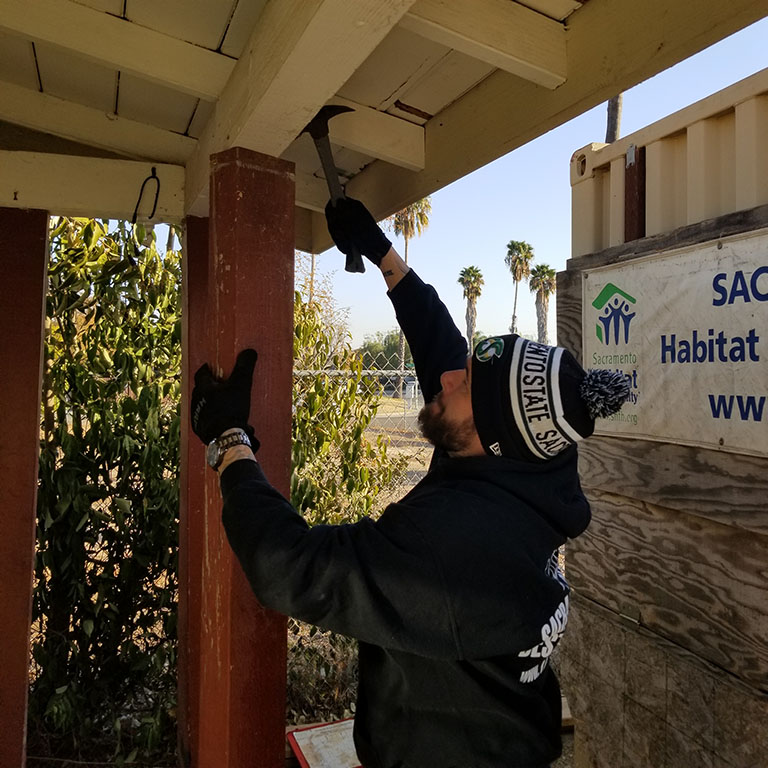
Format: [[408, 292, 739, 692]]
[[30, 219, 180, 764], [292, 293, 406, 524]]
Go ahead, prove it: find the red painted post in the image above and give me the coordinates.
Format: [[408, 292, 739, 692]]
[[0, 208, 49, 768], [192, 148, 294, 768], [178, 216, 210, 766]]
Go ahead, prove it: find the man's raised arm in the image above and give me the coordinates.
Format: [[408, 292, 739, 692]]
[[325, 198, 467, 403]]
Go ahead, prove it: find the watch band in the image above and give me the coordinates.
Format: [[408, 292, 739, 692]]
[[207, 429, 251, 470]]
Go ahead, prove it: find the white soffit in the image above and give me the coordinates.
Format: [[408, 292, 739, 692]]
[[35, 42, 117, 114], [389, 49, 495, 123], [0, 0, 766, 239], [126, 0, 237, 49], [0, 31, 38, 90], [220, 0, 270, 58], [118, 73, 199, 134], [337, 26, 452, 110]]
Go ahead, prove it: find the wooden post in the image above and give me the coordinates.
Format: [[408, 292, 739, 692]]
[[0, 207, 49, 768], [178, 216, 210, 766], [183, 148, 294, 768]]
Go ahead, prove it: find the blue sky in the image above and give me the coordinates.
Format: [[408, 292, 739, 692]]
[[315, 17, 768, 349]]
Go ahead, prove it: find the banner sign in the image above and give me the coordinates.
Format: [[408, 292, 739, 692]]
[[582, 229, 768, 457]]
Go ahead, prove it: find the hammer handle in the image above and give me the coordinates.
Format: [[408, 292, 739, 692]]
[[313, 136, 365, 273]]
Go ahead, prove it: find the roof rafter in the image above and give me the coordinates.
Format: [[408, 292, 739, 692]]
[[0, 0, 235, 101], [400, 0, 567, 89], [0, 81, 195, 164], [185, 0, 419, 216], [0, 151, 184, 220]]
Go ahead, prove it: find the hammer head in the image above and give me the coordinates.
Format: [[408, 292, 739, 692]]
[[302, 105, 354, 140]]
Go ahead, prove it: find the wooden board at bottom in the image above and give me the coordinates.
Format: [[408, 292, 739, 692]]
[[287, 719, 360, 768]]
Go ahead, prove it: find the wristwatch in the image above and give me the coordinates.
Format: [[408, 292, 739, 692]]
[[206, 429, 252, 470]]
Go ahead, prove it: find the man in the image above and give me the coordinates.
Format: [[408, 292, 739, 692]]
[[191, 199, 629, 768]]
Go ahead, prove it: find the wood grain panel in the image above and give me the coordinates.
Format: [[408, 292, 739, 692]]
[[560, 596, 768, 768], [567, 489, 768, 688], [578, 435, 768, 534]]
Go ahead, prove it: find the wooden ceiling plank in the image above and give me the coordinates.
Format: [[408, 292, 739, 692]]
[[400, 0, 567, 89], [118, 72, 200, 134], [391, 49, 495, 120], [0, 32, 39, 91], [35, 42, 117, 114], [0, 150, 184, 220], [126, 0, 236, 51], [0, 0, 234, 100], [325, 97, 424, 171], [0, 80, 195, 164], [185, 0, 419, 216], [335, 27, 450, 111], [313, 0, 768, 252], [220, 0, 270, 58]]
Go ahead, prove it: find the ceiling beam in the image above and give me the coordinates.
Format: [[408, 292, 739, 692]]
[[326, 97, 425, 171], [294, 206, 317, 253], [295, 171, 328, 212], [312, 0, 768, 252], [0, 151, 184, 220], [0, 81, 195, 164], [0, 0, 234, 101], [185, 0, 419, 216], [400, 0, 566, 89]]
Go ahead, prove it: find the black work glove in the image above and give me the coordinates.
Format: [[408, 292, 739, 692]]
[[325, 198, 392, 266], [190, 348, 260, 450]]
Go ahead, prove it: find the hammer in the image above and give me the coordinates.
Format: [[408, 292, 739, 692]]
[[302, 105, 365, 273]]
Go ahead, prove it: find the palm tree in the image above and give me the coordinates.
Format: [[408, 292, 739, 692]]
[[528, 264, 557, 345], [457, 266, 484, 350], [606, 93, 623, 143], [387, 198, 431, 395], [388, 197, 432, 265], [505, 240, 534, 334]]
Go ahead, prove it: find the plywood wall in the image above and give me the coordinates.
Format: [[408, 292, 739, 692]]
[[557, 205, 768, 768]]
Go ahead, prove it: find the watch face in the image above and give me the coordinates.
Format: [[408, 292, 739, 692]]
[[206, 439, 221, 468]]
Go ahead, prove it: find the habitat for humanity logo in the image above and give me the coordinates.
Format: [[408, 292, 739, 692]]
[[592, 283, 637, 345]]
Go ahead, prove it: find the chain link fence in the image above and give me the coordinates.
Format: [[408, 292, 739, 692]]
[[358, 366, 432, 508], [294, 354, 433, 516]]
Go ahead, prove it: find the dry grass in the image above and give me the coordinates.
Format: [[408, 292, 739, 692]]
[[286, 621, 359, 726]]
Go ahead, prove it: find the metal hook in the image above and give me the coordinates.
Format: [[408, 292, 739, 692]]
[[127, 167, 161, 265]]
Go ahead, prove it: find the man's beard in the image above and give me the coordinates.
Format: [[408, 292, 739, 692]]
[[418, 398, 476, 454]]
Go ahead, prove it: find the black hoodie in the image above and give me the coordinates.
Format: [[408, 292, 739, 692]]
[[220, 270, 590, 767]]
